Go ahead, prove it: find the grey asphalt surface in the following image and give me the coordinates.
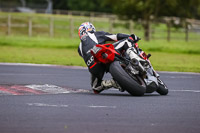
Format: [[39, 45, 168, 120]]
[[0, 63, 200, 133]]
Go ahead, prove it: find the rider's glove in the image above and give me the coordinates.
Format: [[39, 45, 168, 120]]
[[130, 34, 141, 43]]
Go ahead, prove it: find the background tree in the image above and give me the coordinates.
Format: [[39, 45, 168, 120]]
[[1, 0, 200, 41], [104, 0, 200, 41], [53, 0, 112, 13]]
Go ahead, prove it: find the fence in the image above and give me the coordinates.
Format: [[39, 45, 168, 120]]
[[0, 13, 130, 38], [0, 12, 200, 41]]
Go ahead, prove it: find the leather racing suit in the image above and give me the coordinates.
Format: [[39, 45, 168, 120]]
[[78, 31, 136, 91]]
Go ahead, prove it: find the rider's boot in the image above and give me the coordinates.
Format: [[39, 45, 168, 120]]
[[93, 79, 123, 94], [102, 79, 124, 92]]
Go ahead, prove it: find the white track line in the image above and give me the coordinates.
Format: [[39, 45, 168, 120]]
[[0, 63, 199, 74], [170, 90, 200, 93], [0, 63, 87, 69], [158, 71, 200, 75], [27, 103, 69, 108], [88, 105, 116, 108], [27, 103, 116, 109]]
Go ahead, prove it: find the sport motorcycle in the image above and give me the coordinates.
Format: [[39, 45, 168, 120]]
[[91, 40, 168, 96]]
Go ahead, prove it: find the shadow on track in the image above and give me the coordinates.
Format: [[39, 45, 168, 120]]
[[84, 90, 161, 97]]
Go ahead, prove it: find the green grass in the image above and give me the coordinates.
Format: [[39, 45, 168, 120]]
[[0, 46, 85, 66], [0, 35, 200, 73], [140, 40, 200, 54], [0, 35, 79, 49], [0, 35, 199, 54], [149, 52, 200, 72], [0, 45, 199, 72], [0, 12, 200, 72]]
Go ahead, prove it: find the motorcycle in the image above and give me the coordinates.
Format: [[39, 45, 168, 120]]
[[90, 39, 168, 96]]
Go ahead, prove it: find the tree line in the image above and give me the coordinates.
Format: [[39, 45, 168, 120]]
[[105, 0, 200, 40], [5, 0, 200, 19], [2, 0, 200, 40]]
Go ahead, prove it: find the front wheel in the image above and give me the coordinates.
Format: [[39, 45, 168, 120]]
[[156, 79, 168, 95], [109, 61, 146, 96]]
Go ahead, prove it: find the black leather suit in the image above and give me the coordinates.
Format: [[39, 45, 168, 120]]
[[78, 31, 133, 89]]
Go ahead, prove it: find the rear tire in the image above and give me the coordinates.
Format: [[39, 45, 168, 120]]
[[109, 61, 146, 96]]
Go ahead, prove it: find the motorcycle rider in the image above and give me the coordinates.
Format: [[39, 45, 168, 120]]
[[78, 22, 142, 94]]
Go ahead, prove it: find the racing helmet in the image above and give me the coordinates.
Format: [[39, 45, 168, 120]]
[[78, 22, 96, 39]]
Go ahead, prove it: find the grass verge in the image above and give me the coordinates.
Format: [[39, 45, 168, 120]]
[[0, 46, 199, 73], [0, 35, 200, 54]]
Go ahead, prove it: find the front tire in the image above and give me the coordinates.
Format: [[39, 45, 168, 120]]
[[109, 61, 146, 96], [156, 79, 168, 95]]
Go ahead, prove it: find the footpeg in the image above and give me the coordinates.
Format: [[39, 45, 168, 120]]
[[147, 54, 151, 59]]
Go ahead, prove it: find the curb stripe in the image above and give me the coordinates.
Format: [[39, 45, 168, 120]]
[[0, 86, 22, 95], [0, 84, 90, 96], [25, 84, 71, 94], [11, 85, 45, 94]]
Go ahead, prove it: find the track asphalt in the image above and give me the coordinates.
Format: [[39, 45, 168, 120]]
[[0, 63, 200, 133]]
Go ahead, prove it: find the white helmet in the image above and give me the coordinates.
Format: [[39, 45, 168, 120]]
[[78, 22, 96, 39]]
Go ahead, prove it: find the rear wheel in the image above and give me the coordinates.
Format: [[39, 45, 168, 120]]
[[109, 61, 146, 96]]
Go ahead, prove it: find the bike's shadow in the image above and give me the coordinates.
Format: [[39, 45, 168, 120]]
[[87, 91, 161, 97]]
